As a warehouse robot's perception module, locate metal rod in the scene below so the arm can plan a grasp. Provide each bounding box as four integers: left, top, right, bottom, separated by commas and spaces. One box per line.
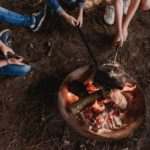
77, 27, 98, 67
114, 46, 119, 62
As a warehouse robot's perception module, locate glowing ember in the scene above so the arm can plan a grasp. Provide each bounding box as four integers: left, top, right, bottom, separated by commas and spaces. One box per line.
65, 91, 79, 104
86, 79, 99, 93
67, 80, 137, 132
67, 92, 73, 97
92, 100, 105, 112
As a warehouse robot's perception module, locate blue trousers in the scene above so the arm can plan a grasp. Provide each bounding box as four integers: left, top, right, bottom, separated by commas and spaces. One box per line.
0, 64, 31, 76
0, 1, 79, 27
0, 7, 34, 27
0, 54, 31, 76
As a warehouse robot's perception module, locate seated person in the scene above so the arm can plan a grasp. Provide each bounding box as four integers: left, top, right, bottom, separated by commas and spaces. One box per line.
0, 29, 31, 76
103, 0, 150, 46
0, 0, 84, 31
47, 0, 84, 27
0, 5, 47, 32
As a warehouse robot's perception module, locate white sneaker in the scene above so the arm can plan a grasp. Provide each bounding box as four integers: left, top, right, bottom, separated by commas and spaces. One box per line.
104, 6, 115, 25
123, 0, 131, 15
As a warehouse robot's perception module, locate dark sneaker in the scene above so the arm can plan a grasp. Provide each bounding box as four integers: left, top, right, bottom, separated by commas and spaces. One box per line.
31, 4, 47, 32
0, 29, 11, 46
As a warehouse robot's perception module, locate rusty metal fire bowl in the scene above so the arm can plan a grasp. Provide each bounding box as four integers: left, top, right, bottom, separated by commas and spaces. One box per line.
58, 65, 145, 141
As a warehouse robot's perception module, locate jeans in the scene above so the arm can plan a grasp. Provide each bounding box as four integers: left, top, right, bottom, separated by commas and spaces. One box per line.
47, 0, 83, 15
0, 7, 34, 27
0, 54, 31, 76
0, 64, 31, 76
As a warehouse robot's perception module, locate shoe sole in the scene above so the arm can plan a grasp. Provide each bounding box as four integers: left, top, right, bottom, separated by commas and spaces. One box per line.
0, 29, 11, 38
32, 5, 47, 32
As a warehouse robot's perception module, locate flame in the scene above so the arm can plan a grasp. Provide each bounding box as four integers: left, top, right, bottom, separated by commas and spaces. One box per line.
86, 79, 99, 93
67, 92, 73, 97
92, 100, 105, 112
64, 87, 79, 104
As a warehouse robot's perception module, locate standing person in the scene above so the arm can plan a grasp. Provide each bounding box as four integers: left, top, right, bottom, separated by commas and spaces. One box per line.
103, 0, 150, 46
0, 29, 31, 76
47, 0, 84, 27
0, 5, 47, 32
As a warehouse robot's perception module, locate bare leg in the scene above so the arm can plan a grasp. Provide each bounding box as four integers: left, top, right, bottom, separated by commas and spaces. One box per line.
105, 0, 114, 5
140, 0, 150, 10
114, 0, 124, 47
122, 0, 141, 41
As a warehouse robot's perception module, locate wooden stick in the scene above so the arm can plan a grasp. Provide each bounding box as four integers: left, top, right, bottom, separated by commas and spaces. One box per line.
69, 90, 104, 115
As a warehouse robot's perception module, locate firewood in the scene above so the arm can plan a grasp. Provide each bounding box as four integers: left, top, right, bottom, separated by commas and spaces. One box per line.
69, 90, 104, 115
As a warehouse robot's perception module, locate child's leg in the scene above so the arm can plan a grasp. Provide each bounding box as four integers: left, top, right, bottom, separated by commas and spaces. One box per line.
0, 64, 31, 76
0, 7, 34, 28
120, 0, 140, 43
114, 0, 124, 46
105, 0, 114, 5
140, 0, 150, 10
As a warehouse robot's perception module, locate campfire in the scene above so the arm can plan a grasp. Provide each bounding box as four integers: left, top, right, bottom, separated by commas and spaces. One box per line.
58, 63, 145, 140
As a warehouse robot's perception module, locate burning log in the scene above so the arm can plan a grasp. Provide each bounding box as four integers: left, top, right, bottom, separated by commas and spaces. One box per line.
69, 90, 104, 115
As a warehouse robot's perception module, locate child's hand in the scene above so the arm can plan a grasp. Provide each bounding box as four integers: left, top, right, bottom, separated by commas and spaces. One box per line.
0, 41, 15, 58
76, 13, 83, 28
65, 15, 77, 26
114, 31, 124, 47
8, 58, 25, 65
1, 48, 15, 58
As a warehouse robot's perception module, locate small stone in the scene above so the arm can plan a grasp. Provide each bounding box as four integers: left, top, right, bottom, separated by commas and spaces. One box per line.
48, 41, 51, 47
80, 144, 84, 148
30, 43, 34, 49
41, 115, 45, 122
90, 140, 96, 146
121, 148, 129, 150
64, 140, 70, 145
86, 140, 89, 144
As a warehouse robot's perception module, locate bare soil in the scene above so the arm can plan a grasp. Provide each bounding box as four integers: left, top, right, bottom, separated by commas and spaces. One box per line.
0, 1, 150, 149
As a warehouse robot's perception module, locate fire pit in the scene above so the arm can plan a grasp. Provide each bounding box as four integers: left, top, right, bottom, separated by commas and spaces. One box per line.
58, 63, 145, 141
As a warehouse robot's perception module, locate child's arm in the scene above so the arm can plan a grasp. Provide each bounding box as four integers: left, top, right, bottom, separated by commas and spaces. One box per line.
49, 0, 77, 26
76, 0, 84, 27
0, 41, 15, 57
122, 0, 141, 40
76, 1, 84, 27
61, 11, 77, 26
0, 41, 5, 50
114, 0, 124, 47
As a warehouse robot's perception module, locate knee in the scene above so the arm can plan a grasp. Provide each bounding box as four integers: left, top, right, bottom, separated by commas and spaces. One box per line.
10, 64, 31, 76
140, 0, 150, 10
19, 65, 31, 76
105, 0, 113, 5
0, 64, 31, 76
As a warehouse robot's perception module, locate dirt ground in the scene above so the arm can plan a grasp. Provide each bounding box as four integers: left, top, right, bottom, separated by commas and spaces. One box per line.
0, 0, 150, 150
